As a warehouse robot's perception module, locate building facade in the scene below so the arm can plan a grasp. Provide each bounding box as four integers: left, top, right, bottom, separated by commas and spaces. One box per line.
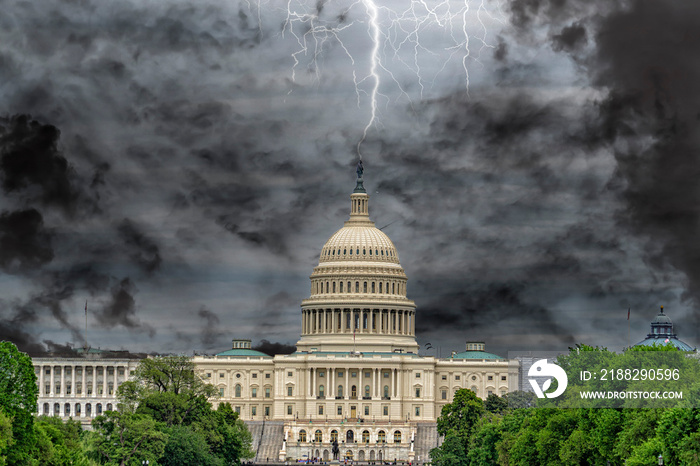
194, 171, 520, 463
33, 349, 142, 425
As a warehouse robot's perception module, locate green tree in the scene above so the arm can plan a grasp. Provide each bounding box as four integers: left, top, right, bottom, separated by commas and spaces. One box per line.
160, 425, 223, 466
33, 416, 93, 465
485, 394, 509, 414
0, 341, 38, 465
134, 355, 217, 397
437, 389, 485, 437
0, 408, 14, 466
90, 411, 167, 466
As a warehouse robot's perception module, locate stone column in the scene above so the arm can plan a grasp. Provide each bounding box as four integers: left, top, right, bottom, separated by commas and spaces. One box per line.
113, 365, 118, 395
359, 370, 363, 399
345, 368, 349, 399
71, 365, 76, 397
81, 365, 86, 396
92, 366, 97, 397
50, 366, 55, 395
39, 365, 44, 397
330, 369, 334, 398
391, 370, 395, 398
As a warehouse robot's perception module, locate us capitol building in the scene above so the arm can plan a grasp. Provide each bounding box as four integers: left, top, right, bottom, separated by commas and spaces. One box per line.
192, 169, 520, 463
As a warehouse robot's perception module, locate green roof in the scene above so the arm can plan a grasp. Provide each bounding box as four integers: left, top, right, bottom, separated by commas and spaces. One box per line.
216, 349, 272, 358
451, 350, 503, 360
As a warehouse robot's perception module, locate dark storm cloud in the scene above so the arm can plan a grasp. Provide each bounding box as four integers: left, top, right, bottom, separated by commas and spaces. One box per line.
551, 23, 587, 53
501, 0, 700, 340
95, 278, 154, 336
197, 306, 227, 348
253, 340, 296, 355
0, 115, 82, 214
0, 209, 54, 273
117, 218, 162, 274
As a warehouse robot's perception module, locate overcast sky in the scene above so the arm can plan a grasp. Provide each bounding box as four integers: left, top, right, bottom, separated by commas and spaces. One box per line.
1, 0, 700, 357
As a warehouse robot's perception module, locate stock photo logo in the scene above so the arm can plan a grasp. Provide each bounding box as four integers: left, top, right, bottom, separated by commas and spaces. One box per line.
528, 359, 568, 399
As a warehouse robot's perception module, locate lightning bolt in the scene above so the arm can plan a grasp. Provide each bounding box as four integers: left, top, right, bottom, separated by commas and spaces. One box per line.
256, 0, 505, 160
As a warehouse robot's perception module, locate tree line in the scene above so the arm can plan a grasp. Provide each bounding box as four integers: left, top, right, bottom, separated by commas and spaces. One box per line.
430, 344, 700, 465
0, 342, 253, 465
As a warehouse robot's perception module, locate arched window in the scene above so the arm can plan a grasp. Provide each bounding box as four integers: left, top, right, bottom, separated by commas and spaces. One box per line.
392, 283, 395, 294
379, 282, 382, 293
299, 430, 307, 442
346, 430, 354, 443
86, 403, 92, 416
377, 430, 386, 443
75, 404, 81, 415
362, 430, 370, 443
331, 430, 338, 442
315, 430, 323, 442
54, 403, 60, 415
356, 282, 359, 292
363, 248, 366, 255
326, 282, 329, 293
97, 403, 102, 415
363, 282, 367, 293
339, 282, 343, 292
364, 385, 370, 398
338, 385, 344, 397
371, 282, 375, 293
64, 403, 70, 415
369, 248, 372, 255
106, 403, 112, 411
319, 385, 325, 398
394, 431, 402, 443
235, 384, 242, 397
333, 282, 336, 293
351, 385, 357, 398
384, 385, 389, 398
43, 403, 49, 415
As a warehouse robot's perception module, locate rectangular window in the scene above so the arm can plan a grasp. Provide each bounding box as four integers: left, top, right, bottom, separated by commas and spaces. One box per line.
235, 406, 241, 414
220, 388, 225, 396
220, 373, 225, 378
364, 371, 370, 378
287, 405, 293, 415
288, 371, 293, 377
415, 388, 421, 398
415, 406, 421, 416
455, 376, 460, 381
383, 372, 389, 378
338, 371, 344, 377
383, 406, 389, 416
265, 406, 270, 416
488, 376, 493, 381
288, 386, 293, 396
337, 406, 343, 415
265, 388, 271, 398
501, 376, 507, 381
351, 372, 357, 378
266, 373, 271, 379
441, 390, 447, 400
252, 406, 257, 416
318, 405, 324, 415
252, 388, 258, 398
206, 373, 212, 378
441, 375, 447, 380
319, 371, 325, 377
415, 372, 421, 378
364, 406, 369, 416
252, 373, 258, 378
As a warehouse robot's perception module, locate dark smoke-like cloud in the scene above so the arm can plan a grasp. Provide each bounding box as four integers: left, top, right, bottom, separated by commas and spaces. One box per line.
253, 339, 296, 355
95, 278, 154, 336
198, 306, 227, 348
0, 209, 54, 273
117, 218, 162, 274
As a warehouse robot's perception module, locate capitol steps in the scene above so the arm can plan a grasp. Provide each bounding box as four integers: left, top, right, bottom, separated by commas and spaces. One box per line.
414, 422, 440, 463
246, 420, 285, 463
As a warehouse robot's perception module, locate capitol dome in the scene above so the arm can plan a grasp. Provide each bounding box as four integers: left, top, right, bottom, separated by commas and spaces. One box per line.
296, 169, 418, 354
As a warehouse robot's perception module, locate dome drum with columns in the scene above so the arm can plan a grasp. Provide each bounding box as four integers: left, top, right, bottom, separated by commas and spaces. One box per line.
297, 174, 418, 354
